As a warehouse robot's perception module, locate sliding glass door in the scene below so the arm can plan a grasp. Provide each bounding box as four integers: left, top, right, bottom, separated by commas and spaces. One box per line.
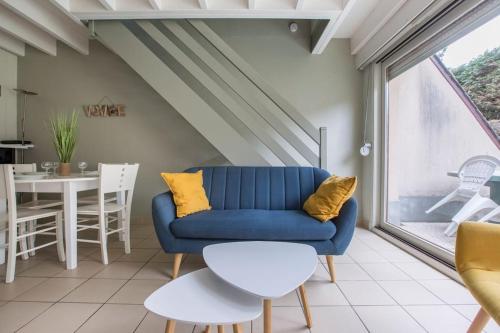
380, 14, 500, 263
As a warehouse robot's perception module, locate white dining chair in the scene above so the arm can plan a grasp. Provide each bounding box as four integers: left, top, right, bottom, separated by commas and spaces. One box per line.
425, 155, 499, 236
13, 164, 63, 257
0, 165, 65, 283
76, 163, 139, 264
78, 194, 117, 205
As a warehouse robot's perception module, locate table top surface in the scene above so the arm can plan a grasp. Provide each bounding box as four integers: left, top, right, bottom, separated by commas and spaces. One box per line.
203, 241, 317, 299
14, 173, 99, 183
144, 268, 262, 325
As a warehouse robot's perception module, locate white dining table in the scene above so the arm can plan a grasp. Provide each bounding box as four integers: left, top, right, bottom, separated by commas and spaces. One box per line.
0, 174, 99, 269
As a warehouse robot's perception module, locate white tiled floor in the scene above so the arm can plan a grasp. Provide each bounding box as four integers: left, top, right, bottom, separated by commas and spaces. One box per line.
0, 224, 498, 333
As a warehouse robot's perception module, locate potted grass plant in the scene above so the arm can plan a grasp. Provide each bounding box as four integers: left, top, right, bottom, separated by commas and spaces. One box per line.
49, 111, 78, 176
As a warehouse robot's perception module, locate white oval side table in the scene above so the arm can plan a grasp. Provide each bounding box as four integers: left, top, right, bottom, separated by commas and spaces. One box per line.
144, 268, 262, 333
203, 241, 318, 333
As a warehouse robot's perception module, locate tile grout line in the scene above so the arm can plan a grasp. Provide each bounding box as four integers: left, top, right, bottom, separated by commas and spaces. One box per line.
354, 239, 456, 332
321, 261, 371, 333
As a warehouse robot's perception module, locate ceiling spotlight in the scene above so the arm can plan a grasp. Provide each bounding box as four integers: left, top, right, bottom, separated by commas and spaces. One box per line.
289, 22, 298, 33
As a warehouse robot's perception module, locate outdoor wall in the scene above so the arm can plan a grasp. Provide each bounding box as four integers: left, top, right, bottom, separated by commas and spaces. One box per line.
18, 20, 363, 219
17, 41, 225, 217
0, 48, 17, 140
388, 58, 500, 222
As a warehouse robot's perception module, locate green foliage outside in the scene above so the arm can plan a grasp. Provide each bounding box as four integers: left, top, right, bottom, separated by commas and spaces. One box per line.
450, 47, 500, 122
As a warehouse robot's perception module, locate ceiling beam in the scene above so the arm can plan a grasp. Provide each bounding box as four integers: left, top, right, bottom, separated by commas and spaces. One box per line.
0, 4, 57, 56
0, 0, 88, 55
296, 0, 304, 10
48, 0, 85, 25
0, 29, 25, 56
351, 0, 407, 55
72, 10, 339, 20
311, 0, 359, 54
148, 0, 162, 10
198, 0, 208, 9
98, 0, 116, 10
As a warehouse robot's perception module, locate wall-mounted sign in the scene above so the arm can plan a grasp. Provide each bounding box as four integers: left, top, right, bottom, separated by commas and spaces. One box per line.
83, 96, 126, 117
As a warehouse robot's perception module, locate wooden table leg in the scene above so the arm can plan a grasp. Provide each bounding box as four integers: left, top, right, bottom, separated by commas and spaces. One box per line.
298, 285, 312, 328
217, 325, 224, 333
264, 299, 272, 333
232, 324, 242, 333
63, 182, 78, 269
204, 325, 211, 333
165, 320, 175, 333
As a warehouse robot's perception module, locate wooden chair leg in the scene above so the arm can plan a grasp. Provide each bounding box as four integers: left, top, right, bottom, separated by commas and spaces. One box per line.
325, 255, 336, 282
172, 253, 183, 279
5, 219, 18, 283
467, 307, 490, 333
99, 213, 109, 265
264, 299, 272, 333
55, 213, 65, 262
19, 222, 29, 260
204, 325, 211, 333
165, 319, 175, 333
298, 284, 312, 328
217, 325, 224, 333
28, 220, 36, 256
232, 324, 242, 333
124, 208, 131, 254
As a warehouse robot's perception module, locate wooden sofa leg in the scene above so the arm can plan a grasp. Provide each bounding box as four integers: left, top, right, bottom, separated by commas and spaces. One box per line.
325, 255, 335, 283
172, 253, 183, 279
468, 307, 490, 333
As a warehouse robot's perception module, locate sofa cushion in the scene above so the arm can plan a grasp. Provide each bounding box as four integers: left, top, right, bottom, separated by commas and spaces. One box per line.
170, 209, 336, 241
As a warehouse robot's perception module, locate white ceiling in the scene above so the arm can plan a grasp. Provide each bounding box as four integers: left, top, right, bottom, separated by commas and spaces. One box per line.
0, 0, 408, 57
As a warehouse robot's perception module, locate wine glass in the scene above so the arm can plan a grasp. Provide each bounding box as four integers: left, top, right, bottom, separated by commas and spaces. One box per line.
52, 162, 59, 175
41, 162, 51, 175
78, 162, 88, 175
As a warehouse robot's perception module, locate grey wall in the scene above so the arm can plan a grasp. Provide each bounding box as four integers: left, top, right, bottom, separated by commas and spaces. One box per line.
17, 40, 225, 217
0, 48, 17, 140
206, 20, 363, 208
18, 20, 363, 219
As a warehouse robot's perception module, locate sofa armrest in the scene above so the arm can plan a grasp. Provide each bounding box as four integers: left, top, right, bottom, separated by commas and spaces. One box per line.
152, 191, 178, 252
330, 197, 358, 254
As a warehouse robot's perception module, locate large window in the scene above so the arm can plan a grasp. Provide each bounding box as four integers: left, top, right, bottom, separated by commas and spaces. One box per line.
381, 14, 500, 262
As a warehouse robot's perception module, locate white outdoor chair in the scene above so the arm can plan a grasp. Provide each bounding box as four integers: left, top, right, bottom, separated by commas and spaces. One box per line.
425, 155, 499, 236
479, 206, 500, 222
76, 163, 139, 264
0, 165, 65, 283
13, 164, 63, 257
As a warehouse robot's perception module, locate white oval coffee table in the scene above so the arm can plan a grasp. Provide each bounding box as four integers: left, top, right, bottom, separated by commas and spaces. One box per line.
144, 268, 262, 333
203, 241, 317, 333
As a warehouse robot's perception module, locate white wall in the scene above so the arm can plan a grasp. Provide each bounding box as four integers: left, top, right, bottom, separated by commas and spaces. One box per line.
18, 20, 364, 219
207, 20, 363, 200
0, 48, 17, 140
18, 41, 225, 217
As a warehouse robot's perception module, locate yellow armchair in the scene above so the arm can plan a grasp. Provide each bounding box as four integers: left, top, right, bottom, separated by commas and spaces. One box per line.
456, 222, 500, 333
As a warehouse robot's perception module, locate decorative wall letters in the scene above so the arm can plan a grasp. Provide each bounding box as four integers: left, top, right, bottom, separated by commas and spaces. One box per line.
83, 96, 126, 117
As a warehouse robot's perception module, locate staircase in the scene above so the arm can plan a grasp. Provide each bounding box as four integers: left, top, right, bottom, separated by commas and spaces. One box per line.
95, 20, 326, 168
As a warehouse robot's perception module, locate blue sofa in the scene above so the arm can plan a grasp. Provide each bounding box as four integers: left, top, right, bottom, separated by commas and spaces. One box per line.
152, 166, 358, 281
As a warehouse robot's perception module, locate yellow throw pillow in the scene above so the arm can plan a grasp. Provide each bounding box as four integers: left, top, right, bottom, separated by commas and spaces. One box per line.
161, 170, 211, 218
303, 175, 357, 222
